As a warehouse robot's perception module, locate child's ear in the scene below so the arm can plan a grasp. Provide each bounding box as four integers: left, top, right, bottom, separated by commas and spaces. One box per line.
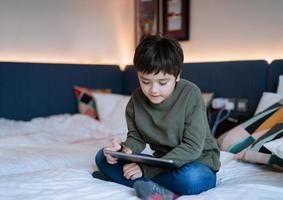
176, 74, 181, 82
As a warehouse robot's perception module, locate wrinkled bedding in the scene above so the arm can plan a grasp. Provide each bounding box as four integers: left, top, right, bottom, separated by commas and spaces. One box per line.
0, 114, 282, 200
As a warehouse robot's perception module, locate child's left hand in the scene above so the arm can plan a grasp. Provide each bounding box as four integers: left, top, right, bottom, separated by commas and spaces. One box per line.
123, 163, 143, 180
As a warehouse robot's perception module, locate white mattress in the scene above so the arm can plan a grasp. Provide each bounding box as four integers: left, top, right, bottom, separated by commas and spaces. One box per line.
0, 114, 282, 200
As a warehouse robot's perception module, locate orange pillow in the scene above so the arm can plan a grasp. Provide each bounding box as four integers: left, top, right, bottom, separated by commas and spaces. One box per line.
74, 86, 111, 120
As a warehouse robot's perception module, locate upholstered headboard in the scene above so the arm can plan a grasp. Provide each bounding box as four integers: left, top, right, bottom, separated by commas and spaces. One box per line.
0, 62, 122, 120
181, 60, 268, 116
268, 60, 283, 92
1, 60, 279, 121
123, 60, 269, 117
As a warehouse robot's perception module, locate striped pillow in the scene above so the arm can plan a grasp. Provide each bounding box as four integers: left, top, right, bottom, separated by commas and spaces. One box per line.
235, 123, 283, 170
218, 100, 283, 169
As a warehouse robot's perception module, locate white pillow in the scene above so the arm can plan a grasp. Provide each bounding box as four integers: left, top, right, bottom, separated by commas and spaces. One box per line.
92, 92, 212, 130
202, 93, 214, 108
254, 92, 283, 115
92, 93, 130, 132
277, 75, 283, 96
92, 91, 212, 128
263, 138, 283, 159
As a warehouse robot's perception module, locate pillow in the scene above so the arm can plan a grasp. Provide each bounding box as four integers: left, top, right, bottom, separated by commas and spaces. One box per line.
264, 137, 283, 159
74, 86, 111, 120
218, 100, 283, 154
92, 93, 130, 131
254, 92, 283, 115
202, 93, 214, 108
235, 123, 283, 170
277, 75, 283, 96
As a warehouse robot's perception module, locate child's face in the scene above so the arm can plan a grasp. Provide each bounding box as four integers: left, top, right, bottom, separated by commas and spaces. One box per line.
137, 71, 180, 104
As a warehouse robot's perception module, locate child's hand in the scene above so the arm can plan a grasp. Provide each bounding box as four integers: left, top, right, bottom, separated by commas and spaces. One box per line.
122, 146, 132, 154
104, 138, 121, 164
123, 163, 143, 180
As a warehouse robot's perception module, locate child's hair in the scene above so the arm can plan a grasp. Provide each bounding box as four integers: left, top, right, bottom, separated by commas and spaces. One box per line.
133, 34, 184, 78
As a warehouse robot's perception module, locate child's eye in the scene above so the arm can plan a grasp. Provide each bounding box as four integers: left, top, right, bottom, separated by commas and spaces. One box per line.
159, 82, 168, 86
142, 81, 150, 85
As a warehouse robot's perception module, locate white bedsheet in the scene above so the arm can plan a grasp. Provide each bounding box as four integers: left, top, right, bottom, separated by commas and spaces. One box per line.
0, 114, 283, 199
0, 114, 127, 176
0, 169, 139, 200
0, 152, 282, 200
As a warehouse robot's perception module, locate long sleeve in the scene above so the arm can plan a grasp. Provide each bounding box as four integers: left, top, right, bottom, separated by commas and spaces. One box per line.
120, 98, 146, 153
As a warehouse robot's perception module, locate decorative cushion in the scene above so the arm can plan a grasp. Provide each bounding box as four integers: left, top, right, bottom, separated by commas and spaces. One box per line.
74, 86, 111, 120
254, 92, 283, 115
218, 100, 283, 170
218, 100, 283, 154
235, 123, 283, 170
264, 137, 283, 159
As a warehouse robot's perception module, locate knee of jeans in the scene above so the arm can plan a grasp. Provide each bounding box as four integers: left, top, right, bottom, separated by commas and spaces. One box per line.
185, 176, 216, 195
176, 164, 216, 195
176, 175, 205, 195
95, 148, 105, 167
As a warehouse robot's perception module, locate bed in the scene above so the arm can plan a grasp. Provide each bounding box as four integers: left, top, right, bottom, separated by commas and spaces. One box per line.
0, 61, 283, 200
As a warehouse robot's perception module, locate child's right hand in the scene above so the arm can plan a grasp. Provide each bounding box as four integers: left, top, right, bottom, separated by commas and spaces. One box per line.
104, 138, 121, 164
104, 138, 132, 164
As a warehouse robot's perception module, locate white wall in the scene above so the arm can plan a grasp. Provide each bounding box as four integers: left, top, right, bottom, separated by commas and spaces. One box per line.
0, 0, 282, 69
0, 0, 134, 68
183, 0, 283, 63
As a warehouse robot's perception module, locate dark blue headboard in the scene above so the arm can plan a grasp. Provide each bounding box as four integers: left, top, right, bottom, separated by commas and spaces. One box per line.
122, 67, 139, 95
0, 62, 122, 121
124, 60, 269, 117
182, 60, 268, 116
0, 60, 275, 121
268, 60, 283, 92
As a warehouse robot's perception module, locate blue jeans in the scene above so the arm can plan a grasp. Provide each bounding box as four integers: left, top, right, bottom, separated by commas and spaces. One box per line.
95, 148, 217, 195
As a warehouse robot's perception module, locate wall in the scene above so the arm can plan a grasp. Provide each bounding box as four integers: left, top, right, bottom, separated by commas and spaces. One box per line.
183, 0, 283, 63
0, 0, 134, 68
0, 0, 282, 69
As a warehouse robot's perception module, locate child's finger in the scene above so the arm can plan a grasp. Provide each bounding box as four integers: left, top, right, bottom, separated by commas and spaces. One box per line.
111, 138, 121, 151
123, 164, 142, 179
123, 167, 135, 179
105, 154, 118, 164
123, 147, 132, 154
123, 163, 135, 171
130, 171, 142, 180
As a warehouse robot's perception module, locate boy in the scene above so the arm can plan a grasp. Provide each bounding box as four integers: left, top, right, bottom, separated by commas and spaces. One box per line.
93, 35, 220, 200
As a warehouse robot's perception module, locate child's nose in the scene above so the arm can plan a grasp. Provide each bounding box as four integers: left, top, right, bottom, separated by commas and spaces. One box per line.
150, 84, 158, 93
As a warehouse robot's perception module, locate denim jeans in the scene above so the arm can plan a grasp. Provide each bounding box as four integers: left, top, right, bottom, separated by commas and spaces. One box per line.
95, 148, 217, 195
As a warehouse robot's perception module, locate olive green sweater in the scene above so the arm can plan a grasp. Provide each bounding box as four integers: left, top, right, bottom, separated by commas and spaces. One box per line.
121, 79, 220, 179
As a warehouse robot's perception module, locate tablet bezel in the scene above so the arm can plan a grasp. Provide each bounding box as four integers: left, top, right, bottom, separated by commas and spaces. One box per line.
104, 149, 177, 168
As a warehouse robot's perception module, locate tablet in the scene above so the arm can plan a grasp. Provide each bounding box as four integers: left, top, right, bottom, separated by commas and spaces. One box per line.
104, 149, 177, 168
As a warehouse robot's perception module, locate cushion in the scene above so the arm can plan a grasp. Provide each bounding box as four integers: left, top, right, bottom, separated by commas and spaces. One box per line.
235, 123, 283, 170
202, 93, 214, 108
74, 86, 111, 120
218, 100, 283, 154
218, 100, 283, 170
92, 93, 130, 131
264, 137, 283, 159
277, 75, 283, 96
254, 92, 283, 115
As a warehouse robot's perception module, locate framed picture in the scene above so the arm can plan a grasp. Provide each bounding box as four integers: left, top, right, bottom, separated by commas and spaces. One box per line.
135, 0, 160, 45
161, 0, 189, 41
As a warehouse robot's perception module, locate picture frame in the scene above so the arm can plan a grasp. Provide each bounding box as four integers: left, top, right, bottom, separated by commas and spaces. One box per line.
161, 0, 189, 41
135, 0, 160, 45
